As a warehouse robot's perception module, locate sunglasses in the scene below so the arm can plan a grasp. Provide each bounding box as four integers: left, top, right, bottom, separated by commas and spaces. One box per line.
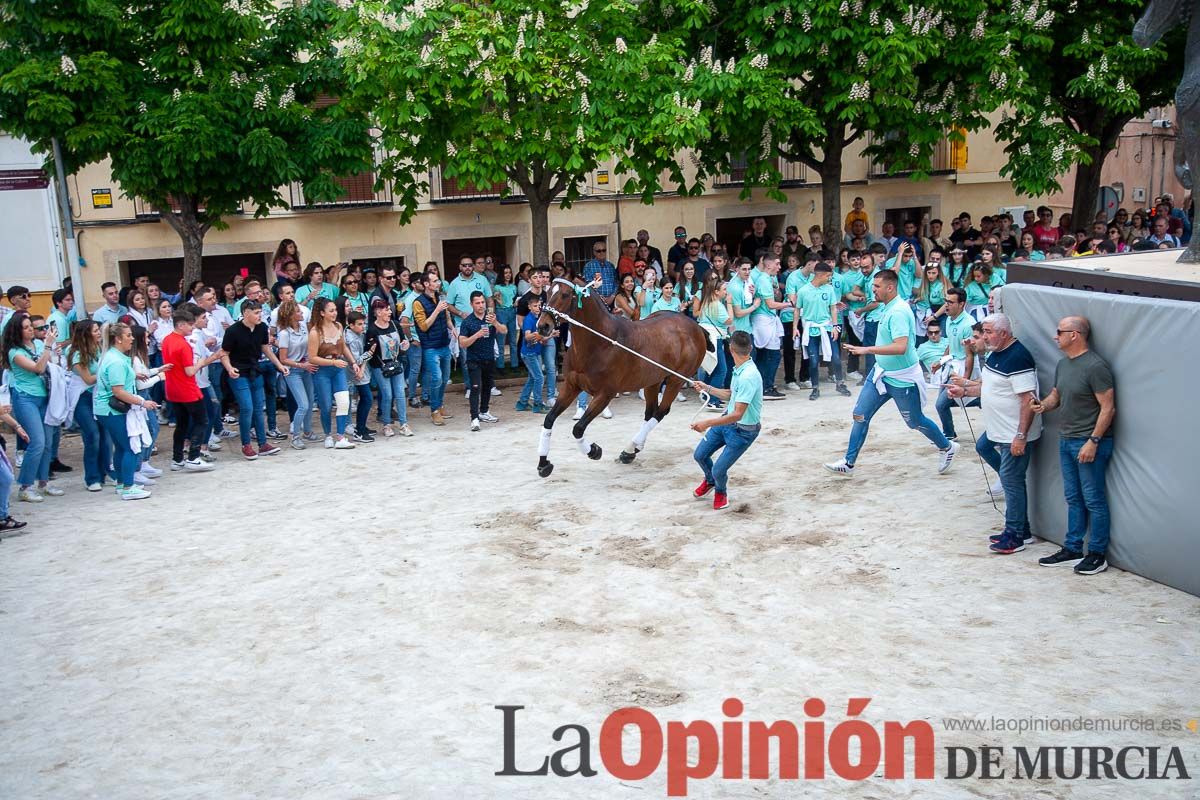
675, 233, 686, 238
1055, 329, 1079, 336
594, 249, 606, 254
344, 279, 359, 285
32, 325, 47, 331
382, 275, 397, 280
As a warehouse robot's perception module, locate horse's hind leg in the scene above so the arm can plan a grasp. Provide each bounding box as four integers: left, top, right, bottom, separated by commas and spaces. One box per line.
618, 381, 668, 464
538, 382, 583, 477
570, 391, 612, 461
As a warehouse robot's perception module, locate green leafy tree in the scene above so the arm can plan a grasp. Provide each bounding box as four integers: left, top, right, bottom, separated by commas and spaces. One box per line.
994, 0, 1183, 228
0, 0, 374, 289
338, 0, 719, 267
694, 0, 1030, 240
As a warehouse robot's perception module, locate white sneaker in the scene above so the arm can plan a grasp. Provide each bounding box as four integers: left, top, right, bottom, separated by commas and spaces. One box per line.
121, 485, 152, 501
18, 488, 43, 503
334, 437, 355, 449
218, 429, 237, 439
490, 387, 502, 396
638, 389, 645, 400
471, 418, 481, 431
785, 382, 801, 390
383, 425, 395, 438
324, 436, 335, 449
15, 453, 24, 468
601, 406, 613, 419
822, 459, 855, 478
184, 458, 214, 472
41, 485, 65, 497
170, 460, 185, 471
222, 413, 236, 424
479, 412, 498, 423
572, 407, 584, 421
677, 392, 688, 402
86, 482, 103, 492
139, 463, 163, 478
208, 435, 223, 451
547, 395, 558, 406
133, 473, 156, 487
937, 441, 960, 475
397, 424, 414, 437
846, 371, 862, 381
465, 388, 471, 398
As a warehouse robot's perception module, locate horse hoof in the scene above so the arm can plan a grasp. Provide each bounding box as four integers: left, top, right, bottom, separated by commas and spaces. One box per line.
617, 450, 636, 464
537, 462, 554, 478
588, 444, 603, 461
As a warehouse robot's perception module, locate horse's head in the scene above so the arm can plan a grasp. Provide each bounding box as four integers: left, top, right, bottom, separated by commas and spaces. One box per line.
537, 278, 578, 337
1133, 0, 1183, 47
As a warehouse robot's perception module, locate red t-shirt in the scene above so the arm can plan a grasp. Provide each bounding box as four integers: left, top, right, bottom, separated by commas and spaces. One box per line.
1031, 224, 1059, 251
161, 331, 202, 403
618, 256, 636, 278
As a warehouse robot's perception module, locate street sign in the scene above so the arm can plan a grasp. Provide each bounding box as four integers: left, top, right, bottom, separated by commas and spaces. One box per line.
0, 169, 49, 191
92, 188, 113, 208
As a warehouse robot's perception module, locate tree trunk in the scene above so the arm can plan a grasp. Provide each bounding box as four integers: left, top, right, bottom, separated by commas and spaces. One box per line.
816, 132, 846, 243
528, 193, 551, 268
1070, 117, 1126, 232
157, 196, 209, 293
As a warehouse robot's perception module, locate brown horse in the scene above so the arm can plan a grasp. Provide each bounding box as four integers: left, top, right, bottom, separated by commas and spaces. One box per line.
534, 278, 709, 477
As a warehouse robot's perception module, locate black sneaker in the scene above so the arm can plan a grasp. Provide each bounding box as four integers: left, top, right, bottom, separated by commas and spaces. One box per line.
809, 389, 820, 401
363, 427, 378, 436
763, 388, 786, 400
49, 459, 73, 473
990, 530, 1034, 544
352, 431, 375, 443
836, 384, 852, 397
1074, 552, 1108, 575
1038, 547, 1084, 567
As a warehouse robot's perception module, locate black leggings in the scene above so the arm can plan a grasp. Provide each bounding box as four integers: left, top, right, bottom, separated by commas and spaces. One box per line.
173, 399, 210, 462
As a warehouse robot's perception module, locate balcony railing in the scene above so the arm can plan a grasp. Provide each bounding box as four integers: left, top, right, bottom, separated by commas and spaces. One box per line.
866, 133, 954, 178
713, 156, 807, 188
428, 166, 524, 203
133, 196, 214, 218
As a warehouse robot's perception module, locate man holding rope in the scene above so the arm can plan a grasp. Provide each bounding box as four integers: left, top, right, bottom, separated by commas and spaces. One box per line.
691, 331, 762, 511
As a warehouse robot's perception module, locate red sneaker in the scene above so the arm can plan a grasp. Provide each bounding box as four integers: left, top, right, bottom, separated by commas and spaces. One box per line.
258, 443, 281, 456
713, 492, 729, 511
693, 479, 713, 498
241, 444, 258, 460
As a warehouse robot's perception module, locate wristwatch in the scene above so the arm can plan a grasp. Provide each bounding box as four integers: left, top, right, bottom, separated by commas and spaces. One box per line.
1014, 432, 1026, 440
1087, 436, 1101, 444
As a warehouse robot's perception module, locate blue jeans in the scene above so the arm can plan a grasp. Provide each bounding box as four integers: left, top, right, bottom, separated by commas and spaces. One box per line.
862, 320, 879, 377
229, 373, 267, 447
312, 364, 349, 436
520, 354, 544, 405
201, 385, 221, 439
74, 390, 110, 486
976, 432, 1033, 538
137, 389, 160, 461
806, 336, 843, 388
371, 367, 408, 425
406, 341, 428, 403
753, 346, 781, 391
283, 370, 314, 436
495, 306, 518, 369
1060, 436, 1113, 554
694, 423, 760, 494
99, 412, 138, 487
699, 340, 728, 394
353, 383, 372, 431
422, 346, 451, 412
0, 452, 12, 517
11, 389, 54, 486
542, 337, 558, 401
207, 363, 225, 429
845, 379, 949, 466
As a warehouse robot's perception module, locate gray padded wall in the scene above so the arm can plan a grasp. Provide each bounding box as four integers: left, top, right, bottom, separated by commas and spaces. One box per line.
998, 284, 1200, 597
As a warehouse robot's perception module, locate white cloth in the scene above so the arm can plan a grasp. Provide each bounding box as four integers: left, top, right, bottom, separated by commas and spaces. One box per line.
751, 313, 783, 349
869, 362, 930, 408
43, 362, 79, 426
848, 310, 866, 341
187, 331, 211, 389
126, 404, 153, 452
800, 323, 833, 362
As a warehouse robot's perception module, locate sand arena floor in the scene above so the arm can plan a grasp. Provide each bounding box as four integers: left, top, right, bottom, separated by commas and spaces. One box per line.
2, 388, 1197, 799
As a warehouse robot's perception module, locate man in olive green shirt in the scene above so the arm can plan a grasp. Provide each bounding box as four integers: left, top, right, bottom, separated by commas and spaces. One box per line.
691, 331, 763, 511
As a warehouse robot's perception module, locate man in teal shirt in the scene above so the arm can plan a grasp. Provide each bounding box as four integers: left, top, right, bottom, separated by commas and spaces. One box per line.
691, 331, 762, 511
824, 268, 958, 477
935, 287, 974, 439
726, 258, 759, 335
794, 265, 851, 399
885, 241, 920, 305
47, 288, 75, 344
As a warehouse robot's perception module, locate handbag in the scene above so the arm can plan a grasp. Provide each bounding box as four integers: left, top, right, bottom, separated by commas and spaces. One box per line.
379, 322, 404, 377
109, 396, 131, 414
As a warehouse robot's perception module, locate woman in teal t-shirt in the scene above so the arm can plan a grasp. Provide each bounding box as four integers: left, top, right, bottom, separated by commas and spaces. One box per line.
94, 322, 159, 499
650, 281, 683, 314
696, 278, 733, 399
1, 312, 58, 500
492, 265, 520, 370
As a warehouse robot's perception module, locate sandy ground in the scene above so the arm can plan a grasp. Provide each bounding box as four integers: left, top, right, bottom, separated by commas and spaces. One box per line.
1, 385, 1197, 800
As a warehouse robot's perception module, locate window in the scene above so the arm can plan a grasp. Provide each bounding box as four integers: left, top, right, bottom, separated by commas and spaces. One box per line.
564, 236, 607, 276
351, 255, 406, 274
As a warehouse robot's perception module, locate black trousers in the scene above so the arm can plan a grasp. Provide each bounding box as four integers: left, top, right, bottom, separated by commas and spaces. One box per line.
173, 399, 210, 462
467, 361, 495, 419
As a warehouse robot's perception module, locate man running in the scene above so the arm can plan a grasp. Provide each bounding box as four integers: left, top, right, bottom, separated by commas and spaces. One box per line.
691, 331, 762, 511
823, 269, 959, 477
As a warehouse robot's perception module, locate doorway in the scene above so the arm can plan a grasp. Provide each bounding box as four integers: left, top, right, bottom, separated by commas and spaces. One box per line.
123, 252, 271, 297
713, 214, 786, 259
441, 237, 514, 274
883, 206, 932, 231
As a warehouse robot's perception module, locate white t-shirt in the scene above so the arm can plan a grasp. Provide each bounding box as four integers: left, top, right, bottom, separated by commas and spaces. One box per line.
187, 331, 211, 389
980, 339, 1042, 445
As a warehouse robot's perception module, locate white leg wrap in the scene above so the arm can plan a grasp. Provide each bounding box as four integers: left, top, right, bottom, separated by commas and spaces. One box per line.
334, 390, 350, 416
538, 428, 553, 457
575, 435, 592, 454
632, 418, 659, 450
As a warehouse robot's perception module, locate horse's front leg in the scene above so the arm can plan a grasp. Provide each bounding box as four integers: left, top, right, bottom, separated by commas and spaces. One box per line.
538, 382, 583, 477
571, 391, 613, 461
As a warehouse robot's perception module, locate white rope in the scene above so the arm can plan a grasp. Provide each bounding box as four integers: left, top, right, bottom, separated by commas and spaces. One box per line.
544, 291, 712, 415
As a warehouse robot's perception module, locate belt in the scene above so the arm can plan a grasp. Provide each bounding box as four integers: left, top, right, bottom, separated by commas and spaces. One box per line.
735, 422, 761, 432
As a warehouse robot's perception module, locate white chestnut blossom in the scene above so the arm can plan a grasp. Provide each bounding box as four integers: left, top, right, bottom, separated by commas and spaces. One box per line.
138, 101, 148, 114
174, 87, 183, 101
253, 86, 268, 109
60, 55, 77, 76
193, 62, 203, 79
909, 142, 920, 157
576, 124, 584, 143
840, 0, 849, 14
1033, 10, 1054, 29
750, 53, 768, 69
869, 9, 879, 25
883, 18, 894, 34
683, 62, 695, 82
801, 11, 812, 31
615, 37, 627, 53
857, 51, 868, 69
535, 10, 545, 29
580, 92, 590, 113
278, 86, 295, 107
446, 142, 457, 156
